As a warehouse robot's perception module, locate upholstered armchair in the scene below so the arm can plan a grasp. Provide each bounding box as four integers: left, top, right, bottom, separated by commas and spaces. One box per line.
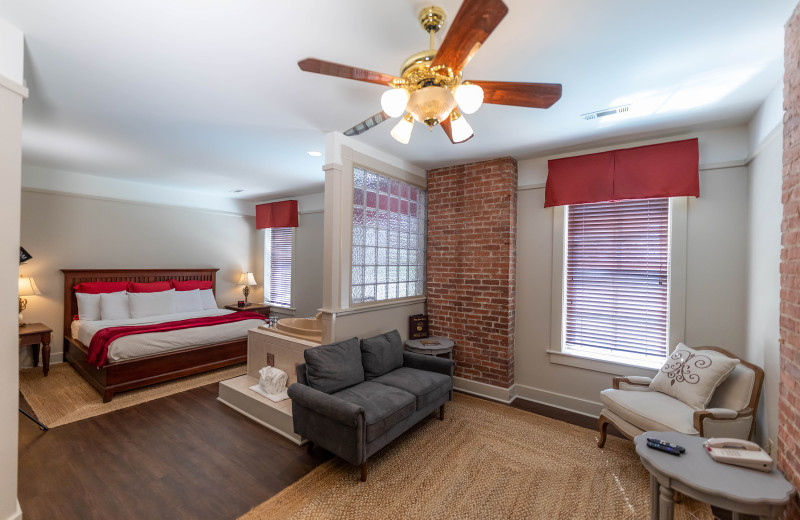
597, 346, 764, 448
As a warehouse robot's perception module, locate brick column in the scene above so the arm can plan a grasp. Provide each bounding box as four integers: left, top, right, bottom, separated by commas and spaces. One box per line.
780, 3, 800, 518
426, 157, 517, 388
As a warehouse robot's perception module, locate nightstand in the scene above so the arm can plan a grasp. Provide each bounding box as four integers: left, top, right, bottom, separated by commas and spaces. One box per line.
19, 323, 52, 376
224, 303, 271, 317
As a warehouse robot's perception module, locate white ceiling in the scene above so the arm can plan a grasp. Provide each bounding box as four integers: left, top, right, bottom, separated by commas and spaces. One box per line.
0, 0, 795, 202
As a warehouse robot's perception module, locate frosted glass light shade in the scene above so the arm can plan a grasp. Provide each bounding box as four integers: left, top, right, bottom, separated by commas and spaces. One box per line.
239, 272, 257, 286
18, 276, 41, 296
450, 112, 474, 143
406, 86, 457, 126
454, 83, 484, 114
380, 88, 410, 118
391, 115, 414, 144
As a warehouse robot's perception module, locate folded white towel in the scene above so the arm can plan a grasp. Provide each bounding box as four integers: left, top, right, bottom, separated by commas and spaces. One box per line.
258, 366, 288, 395
249, 384, 289, 403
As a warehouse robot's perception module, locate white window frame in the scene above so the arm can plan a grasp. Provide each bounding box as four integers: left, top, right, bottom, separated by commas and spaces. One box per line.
547, 197, 687, 375
263, 227, 295, 310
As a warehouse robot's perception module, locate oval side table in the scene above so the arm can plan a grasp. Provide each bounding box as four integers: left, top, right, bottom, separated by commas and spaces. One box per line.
404, 336, 454, 360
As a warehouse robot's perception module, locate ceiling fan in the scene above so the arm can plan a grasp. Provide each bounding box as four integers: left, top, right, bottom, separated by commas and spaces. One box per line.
297, 0, 562, 144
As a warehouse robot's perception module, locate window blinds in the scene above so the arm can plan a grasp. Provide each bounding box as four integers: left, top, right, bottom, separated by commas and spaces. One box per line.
564, 198, 669, 360
265, 227, 292, 307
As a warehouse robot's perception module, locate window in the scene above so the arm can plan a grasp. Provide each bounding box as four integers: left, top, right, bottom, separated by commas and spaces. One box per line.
351, 166, 426, 304
264, 227, 292, 307
562, 198, 670, 366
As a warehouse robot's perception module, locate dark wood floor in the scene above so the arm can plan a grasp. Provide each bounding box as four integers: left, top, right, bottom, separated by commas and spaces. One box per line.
20, 385, 743, 520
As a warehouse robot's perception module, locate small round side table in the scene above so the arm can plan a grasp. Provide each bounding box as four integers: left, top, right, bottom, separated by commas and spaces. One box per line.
404, 336, 454, 359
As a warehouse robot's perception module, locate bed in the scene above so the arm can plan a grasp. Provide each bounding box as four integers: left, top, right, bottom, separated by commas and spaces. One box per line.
61, 268, 263, 402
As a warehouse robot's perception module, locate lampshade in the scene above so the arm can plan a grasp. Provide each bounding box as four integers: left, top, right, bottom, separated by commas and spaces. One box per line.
454, 83, 484, 114
18, 276, 41, 297
391, 114, 415, 144
449, 111, 474, 143
380, 88, 410, 118
406, 86, 457, 127
239, 272, 257, 286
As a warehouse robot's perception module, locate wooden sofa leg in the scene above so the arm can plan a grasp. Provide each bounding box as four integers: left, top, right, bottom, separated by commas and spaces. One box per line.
360, 461, 368, 482
597, 415, 609, 448
439, 404, 445, 421
306, 441, 314, 455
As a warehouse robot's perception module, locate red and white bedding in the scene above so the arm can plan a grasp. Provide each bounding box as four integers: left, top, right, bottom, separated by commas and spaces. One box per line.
71, 309, 265, 365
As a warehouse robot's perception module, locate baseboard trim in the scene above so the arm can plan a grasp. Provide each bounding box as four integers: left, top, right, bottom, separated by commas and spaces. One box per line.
453, 377, 516, 403
6, 500, 22, 520
514, 383, 603, 418
216, 397, 306, 446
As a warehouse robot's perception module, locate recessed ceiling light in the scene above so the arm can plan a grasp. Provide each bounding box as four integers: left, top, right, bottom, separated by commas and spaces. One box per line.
307, 151, 323, 157
229, 189, 244, 193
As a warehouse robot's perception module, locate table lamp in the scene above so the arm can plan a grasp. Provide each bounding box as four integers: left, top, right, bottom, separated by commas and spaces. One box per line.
18, 275, 41, 327
239, 272, 257, 305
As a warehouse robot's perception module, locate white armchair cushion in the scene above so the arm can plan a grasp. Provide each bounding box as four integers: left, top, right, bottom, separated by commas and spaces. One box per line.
600, 388, 699, 435
649, 343, 739, 410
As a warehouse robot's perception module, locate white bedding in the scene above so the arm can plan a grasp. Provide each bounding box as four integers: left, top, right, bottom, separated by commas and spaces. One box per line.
71, 309, 264, 363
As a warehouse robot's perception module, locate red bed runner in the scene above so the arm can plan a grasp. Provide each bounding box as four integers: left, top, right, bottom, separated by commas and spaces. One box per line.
87, 311, 266, 367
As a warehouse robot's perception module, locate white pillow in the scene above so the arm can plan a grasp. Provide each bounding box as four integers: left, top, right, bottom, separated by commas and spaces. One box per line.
76, 291, 127, 321
198, 289, 218, 310
100, 292, 131, 320
174, 289, 203, 313
128, 289, 177, 318
649, 343, 740, 410
76, 292, 102, 321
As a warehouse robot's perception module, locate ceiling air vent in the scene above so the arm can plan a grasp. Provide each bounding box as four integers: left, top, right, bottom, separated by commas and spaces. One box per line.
581, 105, 630, 121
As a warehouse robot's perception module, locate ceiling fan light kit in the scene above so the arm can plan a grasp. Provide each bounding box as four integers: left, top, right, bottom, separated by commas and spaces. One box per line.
298, 0, 562, 145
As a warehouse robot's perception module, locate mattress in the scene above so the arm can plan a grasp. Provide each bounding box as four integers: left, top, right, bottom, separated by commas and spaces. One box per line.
71, 309, 264, 363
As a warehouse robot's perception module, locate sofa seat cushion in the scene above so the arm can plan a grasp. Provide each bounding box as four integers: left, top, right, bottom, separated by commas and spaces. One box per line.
332, 381, 416, 442
372, 367, 452, 410
600, 388, 699, 435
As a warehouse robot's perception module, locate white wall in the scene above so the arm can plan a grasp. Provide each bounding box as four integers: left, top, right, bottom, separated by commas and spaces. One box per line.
746, 81, 784, 450
18, 189, 257, 367
514, 126, 751, 416
0, 16, 24, 520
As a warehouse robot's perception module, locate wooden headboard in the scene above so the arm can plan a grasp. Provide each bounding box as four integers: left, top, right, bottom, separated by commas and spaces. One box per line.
60, 268, 219, 337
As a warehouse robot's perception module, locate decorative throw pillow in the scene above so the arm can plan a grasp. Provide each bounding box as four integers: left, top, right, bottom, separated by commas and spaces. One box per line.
649, 343, 739, 410
100, 291, 131, 320
360, 330, 404, 379
171, 279, 213, 291
129, 281, 172, 293
73, 281, 129, 294
304, 337, 364, 394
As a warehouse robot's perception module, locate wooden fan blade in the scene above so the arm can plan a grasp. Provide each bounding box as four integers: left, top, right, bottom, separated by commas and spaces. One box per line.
344, 112, 392, 137
439, 113, 474, 144
431, 0, 508, 73
298, 58, 399, 87
467, 80, 562, 108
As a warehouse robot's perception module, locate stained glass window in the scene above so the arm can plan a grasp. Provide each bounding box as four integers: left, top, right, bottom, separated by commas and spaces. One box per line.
351, 166, 426, 304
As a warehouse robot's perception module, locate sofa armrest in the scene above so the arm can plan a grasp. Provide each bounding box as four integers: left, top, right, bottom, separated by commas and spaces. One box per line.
402, 351, 454, 377
612, 376, 653, 391
287, 383, 364, 428
693, 407, 754, 439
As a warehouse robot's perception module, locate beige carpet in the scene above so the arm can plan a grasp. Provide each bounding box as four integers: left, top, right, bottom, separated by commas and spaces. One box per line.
241, 393, 713, 520
19, 362, 246, 428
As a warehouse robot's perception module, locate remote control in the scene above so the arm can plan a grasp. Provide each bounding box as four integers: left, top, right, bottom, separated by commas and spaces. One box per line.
647, 441, 682, 456
646, 438, 685, 453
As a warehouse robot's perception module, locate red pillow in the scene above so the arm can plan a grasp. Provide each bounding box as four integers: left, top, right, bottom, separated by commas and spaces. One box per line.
73, 281, 129, 294
129, 281, 172, 293
170, 279, 213, 291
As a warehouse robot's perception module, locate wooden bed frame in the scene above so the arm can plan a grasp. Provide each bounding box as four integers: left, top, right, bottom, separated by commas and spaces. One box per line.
61, 269, 248, 402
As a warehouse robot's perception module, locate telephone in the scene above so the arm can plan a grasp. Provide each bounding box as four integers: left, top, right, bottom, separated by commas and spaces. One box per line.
703, 437, 773, 472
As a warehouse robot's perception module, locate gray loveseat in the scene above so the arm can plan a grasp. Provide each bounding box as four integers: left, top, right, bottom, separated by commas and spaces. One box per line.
287, 329, 454, 481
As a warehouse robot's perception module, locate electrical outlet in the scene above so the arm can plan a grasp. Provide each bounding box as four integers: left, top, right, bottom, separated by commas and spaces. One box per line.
267, 353, 275, 366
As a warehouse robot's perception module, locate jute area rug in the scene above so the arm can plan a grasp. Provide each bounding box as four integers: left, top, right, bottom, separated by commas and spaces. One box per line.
241, 393, 713, 520
19, 362, 245, 428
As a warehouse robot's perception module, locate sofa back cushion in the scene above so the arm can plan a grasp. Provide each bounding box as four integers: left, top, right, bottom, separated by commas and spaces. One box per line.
304, 337, 364, 394
360, 330, 404, 379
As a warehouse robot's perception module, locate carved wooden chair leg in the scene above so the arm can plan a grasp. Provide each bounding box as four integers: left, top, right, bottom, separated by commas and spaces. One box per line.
360, 461, 368, 482
673, 490, 682, 504
439, 404, 445, 420
597, 415, 610, 448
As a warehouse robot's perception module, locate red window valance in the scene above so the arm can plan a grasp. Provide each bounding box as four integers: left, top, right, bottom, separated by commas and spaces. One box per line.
256, 200, 298, 229
544, 138, 699, 208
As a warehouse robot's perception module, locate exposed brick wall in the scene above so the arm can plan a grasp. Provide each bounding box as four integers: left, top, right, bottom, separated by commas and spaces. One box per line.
780, 4, 800, 518
426, 157, 517, 388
